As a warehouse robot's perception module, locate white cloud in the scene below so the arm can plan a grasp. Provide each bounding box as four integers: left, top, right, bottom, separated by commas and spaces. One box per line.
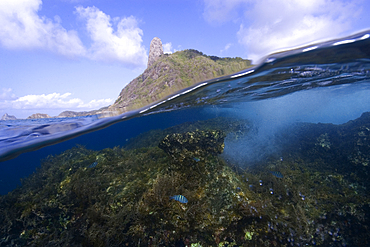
203, 0, 363, 62
239, 0, 362, 62
0, 92, 112, 110
0, 1, 147, 67
163, 42, 173, 54
13, 93, 80, 109
82, 98, 113, 109
0, 0, 86, 57
203, 0, 247, 24
75, 6, 147, 67
220, 43, 232, 53
0, 88, 16, 100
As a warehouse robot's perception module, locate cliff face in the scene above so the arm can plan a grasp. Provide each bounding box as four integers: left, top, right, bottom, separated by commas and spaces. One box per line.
110, 49, 252, 113
17, 38, 252, 118
147, 37, 163, 68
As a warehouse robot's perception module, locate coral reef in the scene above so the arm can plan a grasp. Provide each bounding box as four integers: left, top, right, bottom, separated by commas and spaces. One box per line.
1, 115, 370, 246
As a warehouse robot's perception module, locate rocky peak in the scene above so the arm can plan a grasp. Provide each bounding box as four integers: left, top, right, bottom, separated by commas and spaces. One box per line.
147, 37, 163, 68
1, 113, 17, 120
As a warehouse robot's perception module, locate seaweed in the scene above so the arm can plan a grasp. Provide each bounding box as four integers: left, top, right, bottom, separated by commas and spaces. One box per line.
1, 116, 370, 246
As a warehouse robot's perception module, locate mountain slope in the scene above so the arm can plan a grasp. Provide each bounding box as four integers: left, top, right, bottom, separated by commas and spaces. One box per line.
109, 49, 252, 113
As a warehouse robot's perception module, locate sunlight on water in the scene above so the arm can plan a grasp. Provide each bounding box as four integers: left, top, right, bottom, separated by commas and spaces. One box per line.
220, 82, 370, 166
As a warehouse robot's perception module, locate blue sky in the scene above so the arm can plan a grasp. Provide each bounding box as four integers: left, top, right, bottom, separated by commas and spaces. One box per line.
1, 0, 369, 119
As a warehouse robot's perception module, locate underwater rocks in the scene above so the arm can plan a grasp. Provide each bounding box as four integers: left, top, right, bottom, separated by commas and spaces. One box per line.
124, 117, 250, 150
3, 115, 370, 246
158, 129, 226, 163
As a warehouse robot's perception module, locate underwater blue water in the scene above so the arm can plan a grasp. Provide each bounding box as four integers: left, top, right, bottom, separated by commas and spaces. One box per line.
1, 30, 370, 196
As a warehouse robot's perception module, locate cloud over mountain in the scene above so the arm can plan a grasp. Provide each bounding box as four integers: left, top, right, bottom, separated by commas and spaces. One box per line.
75, 6, 147, 67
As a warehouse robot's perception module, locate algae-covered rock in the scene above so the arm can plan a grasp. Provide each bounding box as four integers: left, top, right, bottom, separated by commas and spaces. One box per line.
2, 115, 370, 246
125, 117, 250, 150
158, 129, 225, 163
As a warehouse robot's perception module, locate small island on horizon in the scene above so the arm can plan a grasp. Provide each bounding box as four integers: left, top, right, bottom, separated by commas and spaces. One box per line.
1, 37, 252, 121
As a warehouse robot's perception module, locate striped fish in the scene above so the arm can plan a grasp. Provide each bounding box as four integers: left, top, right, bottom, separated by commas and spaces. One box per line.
170, 195, 188, 203
270, 171, 283, 178
88, 161, 98, 168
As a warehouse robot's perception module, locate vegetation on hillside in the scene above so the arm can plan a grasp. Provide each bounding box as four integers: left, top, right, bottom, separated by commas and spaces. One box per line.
110, 49, 252, 112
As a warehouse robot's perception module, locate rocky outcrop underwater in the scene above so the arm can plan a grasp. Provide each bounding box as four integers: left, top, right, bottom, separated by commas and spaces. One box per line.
1, 114, 370, 246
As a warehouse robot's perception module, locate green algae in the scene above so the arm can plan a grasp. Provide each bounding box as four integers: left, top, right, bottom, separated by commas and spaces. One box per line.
1, 115, 370, 246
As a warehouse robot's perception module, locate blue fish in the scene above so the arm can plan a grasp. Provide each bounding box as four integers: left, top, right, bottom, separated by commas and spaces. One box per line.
170, 195, 188, 203
88, 161, 98, 168
270, 171, 284, 178
193, 157, 200, 162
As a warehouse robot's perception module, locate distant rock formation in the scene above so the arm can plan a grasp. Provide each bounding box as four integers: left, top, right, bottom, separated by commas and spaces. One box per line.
58, 111, 86, 118
27, 113, 51, 119
1, 113, 17, 120
147, 37, 164, 68
58, 106, 110, 118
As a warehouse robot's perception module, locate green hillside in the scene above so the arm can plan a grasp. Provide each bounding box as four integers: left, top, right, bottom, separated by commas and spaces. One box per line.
110, 49, 252, 113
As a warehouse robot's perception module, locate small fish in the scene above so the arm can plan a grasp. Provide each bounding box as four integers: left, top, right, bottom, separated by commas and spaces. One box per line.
88, 161, 98, 168
270, 171, 284, 178
170, 195, 188, 203
193, 157, 200, 162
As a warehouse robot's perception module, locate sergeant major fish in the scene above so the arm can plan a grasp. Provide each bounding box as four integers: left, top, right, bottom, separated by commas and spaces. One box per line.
170, 195, 188, 203
88, 161, 98, 168
270, 171, 283, 178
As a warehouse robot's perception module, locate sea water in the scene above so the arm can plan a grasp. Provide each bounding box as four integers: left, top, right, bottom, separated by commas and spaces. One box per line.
1, 31, 370, 246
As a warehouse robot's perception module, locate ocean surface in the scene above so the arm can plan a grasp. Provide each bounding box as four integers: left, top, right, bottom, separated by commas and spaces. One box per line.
1, 30, 370, 246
